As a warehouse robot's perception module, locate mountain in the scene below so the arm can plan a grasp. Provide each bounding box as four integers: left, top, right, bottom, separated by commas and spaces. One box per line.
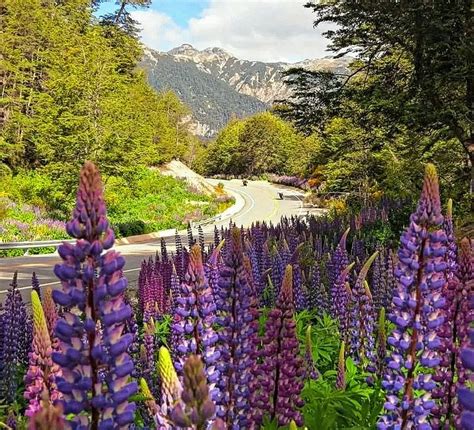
141, 44, 351, 137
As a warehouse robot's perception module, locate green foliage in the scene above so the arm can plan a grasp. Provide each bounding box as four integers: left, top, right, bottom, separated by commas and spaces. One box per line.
302, 358, 383, 430
1, 0, 204, 233
296, 312, 341, 374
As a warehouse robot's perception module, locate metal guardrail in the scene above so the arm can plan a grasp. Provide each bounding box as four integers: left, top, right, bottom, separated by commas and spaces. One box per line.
0, 239, 75, 251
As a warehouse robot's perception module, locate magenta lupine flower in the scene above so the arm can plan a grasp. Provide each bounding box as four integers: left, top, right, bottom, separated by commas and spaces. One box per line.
378, 164, 447, 430
329, 227, 350, 289
52, 162, 136, 429
458, 325, 474, 429
349, 251, 378, 370
24, 291, 62, 417
254, 265, 305, 427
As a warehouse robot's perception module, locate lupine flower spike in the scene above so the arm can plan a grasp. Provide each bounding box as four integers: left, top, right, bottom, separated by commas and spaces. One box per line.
254, 265, 305, 426
378, 164, 447, 430
52, 162, 136, 429
24, 290, 61, 417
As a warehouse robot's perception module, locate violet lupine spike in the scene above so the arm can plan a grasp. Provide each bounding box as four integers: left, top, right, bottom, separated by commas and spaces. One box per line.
307, 262, 328, 315
329, 227, 350, 289
0, 272, 32, 403
171, 244, 220, 401
349, 251, 378, 369
42, 287, 58, 341
32, 272, 41, 300
331, 263, 355, 344
169, 354, 216, 430
336, 341, 346, 390
52, 162, 136, 429
254, 265, 304, 427
376, 307, 387, 375
459, 326, 474, 429
214, 227, 260, 428
378, 164, 447, 430
24, 291, 62, 417
456, 238, 474, 428
456, 238, 474, 387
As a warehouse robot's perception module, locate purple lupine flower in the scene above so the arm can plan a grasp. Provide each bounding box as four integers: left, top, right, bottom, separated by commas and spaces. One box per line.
456, 237, 474, 428
331, 263, 354, 344
307, 262, 328, 315
0, 272, 32, 403
171, 244, 220, 401
371, 248, 385, 313
214, 227, 259, 428
329, 227, 350, 289
52, 162, 136, 429
24, 291, 62, 417
431, 199, 462, 428
253, 265, 304, 427
459, 325, 474, 429
349, 251, 378, 369
376, 308, 387, 375
378, 164, 447, 430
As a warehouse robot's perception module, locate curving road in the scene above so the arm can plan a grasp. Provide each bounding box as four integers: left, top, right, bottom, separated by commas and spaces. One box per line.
0, 179, 324, 296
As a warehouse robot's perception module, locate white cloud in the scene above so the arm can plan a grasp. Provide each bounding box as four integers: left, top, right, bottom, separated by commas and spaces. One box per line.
131, 0, 332, 63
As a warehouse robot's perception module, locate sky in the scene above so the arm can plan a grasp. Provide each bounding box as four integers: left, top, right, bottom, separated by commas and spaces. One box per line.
97, 0, 332, 63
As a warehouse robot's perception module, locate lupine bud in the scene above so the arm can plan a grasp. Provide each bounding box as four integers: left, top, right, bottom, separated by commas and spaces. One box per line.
336, 342, 346, 390
24, 291, 62, 417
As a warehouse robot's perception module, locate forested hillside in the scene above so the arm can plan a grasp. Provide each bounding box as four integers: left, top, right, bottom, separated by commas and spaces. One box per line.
197, 1, 473, 220
0, 0, 223, 242
142, 49, 267, 137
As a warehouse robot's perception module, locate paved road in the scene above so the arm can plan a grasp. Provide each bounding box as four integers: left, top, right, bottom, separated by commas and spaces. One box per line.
0, 179, 323, 296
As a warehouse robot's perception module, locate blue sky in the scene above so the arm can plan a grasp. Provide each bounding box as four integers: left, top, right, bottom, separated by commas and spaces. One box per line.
97, 1, 209, 27
96, 0, 331, 63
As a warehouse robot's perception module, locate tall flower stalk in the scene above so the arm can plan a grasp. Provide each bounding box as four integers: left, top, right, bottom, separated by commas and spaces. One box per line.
52, 162, 136, 429
24, 290, 61, 417
378, 164, 447, 429
254, 265, 304, 426
214, 228, 259, 428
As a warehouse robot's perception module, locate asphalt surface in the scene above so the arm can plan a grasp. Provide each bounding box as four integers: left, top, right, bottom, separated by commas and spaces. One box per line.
0, 179, 323, 298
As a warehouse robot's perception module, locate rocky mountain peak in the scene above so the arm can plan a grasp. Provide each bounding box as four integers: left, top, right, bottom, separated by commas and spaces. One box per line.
141, 45, 350, 137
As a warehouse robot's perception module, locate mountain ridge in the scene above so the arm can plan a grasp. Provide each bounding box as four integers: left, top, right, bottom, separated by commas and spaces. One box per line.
141, 44, 351, 137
